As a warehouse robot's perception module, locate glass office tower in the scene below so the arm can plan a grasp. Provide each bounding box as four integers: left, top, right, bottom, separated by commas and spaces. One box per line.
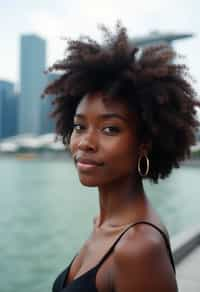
19, 34, 46, 134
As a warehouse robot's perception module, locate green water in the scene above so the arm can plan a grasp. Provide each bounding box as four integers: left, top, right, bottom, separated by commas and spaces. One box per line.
0, 158, 199, 292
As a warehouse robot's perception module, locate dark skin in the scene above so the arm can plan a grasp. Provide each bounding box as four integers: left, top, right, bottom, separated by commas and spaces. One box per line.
68, 92, 178, 292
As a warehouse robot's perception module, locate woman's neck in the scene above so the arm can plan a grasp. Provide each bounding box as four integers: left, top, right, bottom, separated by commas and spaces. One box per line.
96, 176, 147, 229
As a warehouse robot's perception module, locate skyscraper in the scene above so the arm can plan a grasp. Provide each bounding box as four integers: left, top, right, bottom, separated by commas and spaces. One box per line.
40, 72, 59, 134
0, 80, 18, 139
19, 34, 46, 134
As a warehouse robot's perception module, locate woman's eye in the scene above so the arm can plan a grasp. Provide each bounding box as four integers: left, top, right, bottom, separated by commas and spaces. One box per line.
103, 126, 120, 134
73, 123, 85, 132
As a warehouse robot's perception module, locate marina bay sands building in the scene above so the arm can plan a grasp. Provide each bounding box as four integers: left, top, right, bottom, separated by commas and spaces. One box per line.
132, 31, 193, 46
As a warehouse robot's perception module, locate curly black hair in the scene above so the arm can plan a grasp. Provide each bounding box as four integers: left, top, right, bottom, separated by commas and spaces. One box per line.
42, 21, 200, 183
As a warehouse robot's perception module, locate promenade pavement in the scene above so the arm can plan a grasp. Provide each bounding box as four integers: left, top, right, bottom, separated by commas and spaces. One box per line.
176, 245, 200, 292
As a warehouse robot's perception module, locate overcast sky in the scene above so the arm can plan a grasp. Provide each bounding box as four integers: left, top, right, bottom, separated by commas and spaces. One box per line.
1, 0, 200, 100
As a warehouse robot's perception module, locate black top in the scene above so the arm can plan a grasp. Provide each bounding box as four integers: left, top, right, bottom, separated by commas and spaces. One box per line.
52, 221, 175, 292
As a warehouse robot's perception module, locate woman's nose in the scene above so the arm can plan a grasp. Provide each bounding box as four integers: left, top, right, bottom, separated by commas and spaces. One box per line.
78, 131, 98, 152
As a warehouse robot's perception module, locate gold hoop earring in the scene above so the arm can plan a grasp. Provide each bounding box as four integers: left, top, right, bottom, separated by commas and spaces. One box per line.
138, 153, 149, 177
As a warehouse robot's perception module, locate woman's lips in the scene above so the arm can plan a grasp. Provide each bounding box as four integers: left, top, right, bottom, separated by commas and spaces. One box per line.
76, 158, 104, 171
77, 161, 99, 171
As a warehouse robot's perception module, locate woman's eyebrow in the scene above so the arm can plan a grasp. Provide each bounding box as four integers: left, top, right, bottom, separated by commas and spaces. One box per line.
98, 113, 128, 122
74, 113, 128, 122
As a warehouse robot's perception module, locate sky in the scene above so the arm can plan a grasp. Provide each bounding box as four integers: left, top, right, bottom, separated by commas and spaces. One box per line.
1, 0, 200, 103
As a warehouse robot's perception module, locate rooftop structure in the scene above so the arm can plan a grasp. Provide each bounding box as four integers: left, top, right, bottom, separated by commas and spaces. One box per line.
132, 31, 193, 46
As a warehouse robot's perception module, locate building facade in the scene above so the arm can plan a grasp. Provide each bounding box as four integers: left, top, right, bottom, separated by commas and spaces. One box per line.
0, 80, 18, 139
19, 34, 46, 135
40, 73, 59, 134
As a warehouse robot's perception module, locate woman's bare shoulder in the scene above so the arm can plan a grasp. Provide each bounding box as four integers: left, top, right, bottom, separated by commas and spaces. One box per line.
111, 223, 178, 292
113, 221, 169, 259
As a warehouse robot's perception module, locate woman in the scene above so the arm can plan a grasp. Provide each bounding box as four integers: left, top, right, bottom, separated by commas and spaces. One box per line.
43, 22, 200, 292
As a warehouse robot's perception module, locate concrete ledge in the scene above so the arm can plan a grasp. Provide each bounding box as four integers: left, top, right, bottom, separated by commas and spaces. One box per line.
181, 159, 200, 167
171, 226, 200, 265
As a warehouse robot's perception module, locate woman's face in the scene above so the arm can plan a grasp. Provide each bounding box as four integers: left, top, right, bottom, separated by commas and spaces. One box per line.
69, 92, 141, 187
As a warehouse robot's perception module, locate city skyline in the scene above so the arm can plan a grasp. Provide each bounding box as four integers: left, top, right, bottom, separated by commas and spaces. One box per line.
1, 0, 200, 139
0, 0, 200, 97
0, 27, 200, 139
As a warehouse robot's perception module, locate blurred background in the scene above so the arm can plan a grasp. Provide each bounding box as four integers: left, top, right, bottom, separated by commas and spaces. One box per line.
0, 1, 200, 292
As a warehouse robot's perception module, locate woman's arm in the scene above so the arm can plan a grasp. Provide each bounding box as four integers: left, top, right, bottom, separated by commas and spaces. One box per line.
112, 224, 178, 292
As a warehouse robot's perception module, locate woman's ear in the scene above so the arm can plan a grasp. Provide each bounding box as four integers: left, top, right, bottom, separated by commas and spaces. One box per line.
146, 141, 152, 153
139, 141, 152, 154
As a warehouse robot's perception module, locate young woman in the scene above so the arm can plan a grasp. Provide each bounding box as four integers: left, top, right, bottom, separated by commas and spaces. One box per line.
43, 22, 200, 292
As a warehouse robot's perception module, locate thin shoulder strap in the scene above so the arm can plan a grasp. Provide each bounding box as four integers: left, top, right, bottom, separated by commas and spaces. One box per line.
96, 220, 176, 273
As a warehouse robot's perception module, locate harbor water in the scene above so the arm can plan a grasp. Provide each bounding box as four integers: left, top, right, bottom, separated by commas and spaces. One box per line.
0, 157, 199, 292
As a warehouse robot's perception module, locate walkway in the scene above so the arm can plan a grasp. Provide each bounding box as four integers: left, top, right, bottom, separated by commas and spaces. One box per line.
173, 229, 200, 292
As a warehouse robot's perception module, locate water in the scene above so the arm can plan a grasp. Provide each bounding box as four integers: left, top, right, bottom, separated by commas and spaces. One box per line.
0, 157, 199, 292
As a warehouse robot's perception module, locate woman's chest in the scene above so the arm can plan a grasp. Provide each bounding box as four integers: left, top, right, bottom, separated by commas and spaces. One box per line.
65, 238, 116, 291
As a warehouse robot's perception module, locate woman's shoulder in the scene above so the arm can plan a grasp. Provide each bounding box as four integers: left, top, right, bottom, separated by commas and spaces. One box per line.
111, 220, 177, 292
114, 219, 168, 258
